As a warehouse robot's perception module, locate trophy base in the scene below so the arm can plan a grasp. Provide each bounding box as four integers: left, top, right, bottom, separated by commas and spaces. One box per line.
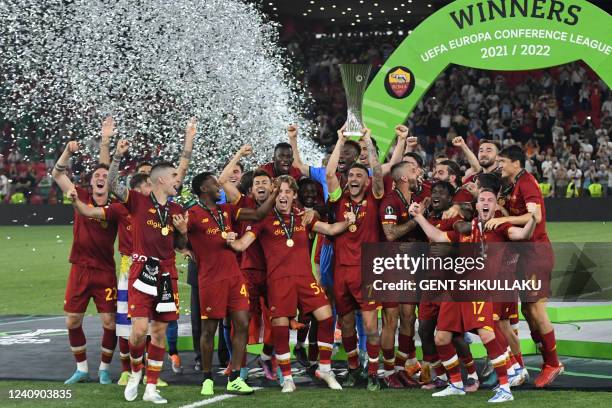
342, 131, 364, 137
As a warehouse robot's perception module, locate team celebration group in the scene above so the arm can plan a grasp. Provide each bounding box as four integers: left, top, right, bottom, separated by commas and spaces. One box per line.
51, 117, 562, 404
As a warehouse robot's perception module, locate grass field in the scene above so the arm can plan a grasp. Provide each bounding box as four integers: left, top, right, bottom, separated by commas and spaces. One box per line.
0, 380, 611, 408
1, 222, 611, 407
1, 222, 611, 315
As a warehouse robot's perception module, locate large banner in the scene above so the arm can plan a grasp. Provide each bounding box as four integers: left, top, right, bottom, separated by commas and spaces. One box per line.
363, 0, 612, 156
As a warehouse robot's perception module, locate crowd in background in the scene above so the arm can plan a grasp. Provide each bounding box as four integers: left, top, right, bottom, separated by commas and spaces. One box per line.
1, 31, 611, 203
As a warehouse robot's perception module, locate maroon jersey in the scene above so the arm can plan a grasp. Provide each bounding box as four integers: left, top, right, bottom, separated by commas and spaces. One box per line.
104, 203, 131, 256
115, 190, 183, 264
379, 188, 427, 242
70, 187, 118, 272
236, 195, 266, 271
428, 213, 463, 233
259, 162, 303, 181
330, 186, 381, 266
453, 186, 475, 203
248, 210, 317, 281
505, 171, 549, 243
187, 203, 242, 283
446, 218, 512, 244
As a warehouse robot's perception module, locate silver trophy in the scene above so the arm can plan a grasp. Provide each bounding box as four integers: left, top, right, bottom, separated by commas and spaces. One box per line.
340, 64, 372, 137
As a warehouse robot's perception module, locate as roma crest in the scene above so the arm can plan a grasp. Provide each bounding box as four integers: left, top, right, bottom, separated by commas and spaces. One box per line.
385, 66, 415, 99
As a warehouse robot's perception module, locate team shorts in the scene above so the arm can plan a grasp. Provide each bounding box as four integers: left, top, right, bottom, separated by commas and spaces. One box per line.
493, 302, 519, 321
64, 264, 117, 314
418, 301, 441, 321
267, 276, 329, 318
242, 268, 267, 315
199, 276, 250, 320
436, 301, 494, 334
127, 262, 179, 322
333, 264, 379, 316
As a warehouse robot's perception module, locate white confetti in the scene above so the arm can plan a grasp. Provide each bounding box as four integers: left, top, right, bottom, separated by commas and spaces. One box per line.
0, 0, 322, 176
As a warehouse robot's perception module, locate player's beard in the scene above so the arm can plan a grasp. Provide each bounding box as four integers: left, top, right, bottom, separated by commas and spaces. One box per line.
479, 157, 496, 170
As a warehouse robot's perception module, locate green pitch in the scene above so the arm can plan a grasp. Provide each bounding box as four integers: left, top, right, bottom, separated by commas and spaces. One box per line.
0, 380, 610, 408
1, 222, 611, 315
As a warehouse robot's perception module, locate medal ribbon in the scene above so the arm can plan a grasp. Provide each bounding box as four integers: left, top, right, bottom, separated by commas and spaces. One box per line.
198, 202, 226, 234
348, 199, 364, 230
394, 187, 417, 218
150, 193, 169, 230
273, 208, 294, 242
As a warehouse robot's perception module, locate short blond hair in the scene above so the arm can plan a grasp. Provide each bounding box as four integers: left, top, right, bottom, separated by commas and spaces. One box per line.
276, 175, 298, 193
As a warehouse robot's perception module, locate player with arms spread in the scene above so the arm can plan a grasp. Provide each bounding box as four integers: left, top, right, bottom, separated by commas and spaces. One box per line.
410, 188, 537, 403
326, 127, 385, 391
108, 139, 188, 404
228, 175, 355, 393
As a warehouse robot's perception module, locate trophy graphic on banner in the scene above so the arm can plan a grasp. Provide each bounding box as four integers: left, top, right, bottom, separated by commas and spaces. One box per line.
339, 64, 372, 137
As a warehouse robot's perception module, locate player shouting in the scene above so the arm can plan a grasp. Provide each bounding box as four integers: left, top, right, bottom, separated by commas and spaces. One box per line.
326, 127, 385, 391
227, 175, 355, 393
109, 139, 188, 404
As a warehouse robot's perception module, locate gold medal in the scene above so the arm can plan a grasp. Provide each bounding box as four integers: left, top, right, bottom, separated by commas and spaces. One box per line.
221, 231, 228, 239
286, 239, 294, 247
348, 224, 357, 232
161, 226, 169, 236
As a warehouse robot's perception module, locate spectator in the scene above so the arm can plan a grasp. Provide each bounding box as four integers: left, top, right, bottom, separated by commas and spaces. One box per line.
0, 170, 9, 201
567, 162, 582, 196
554, 164, 569, 198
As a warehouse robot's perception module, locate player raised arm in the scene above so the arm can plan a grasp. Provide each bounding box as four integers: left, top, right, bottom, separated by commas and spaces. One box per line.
381, 125, 409, 176
177, 117, 197, 184
52, 141, 79, 193
452, 136, 481, 178
219, 144, 253, 203
108, 139, 130, 202
287, 124, 309, 177
409, 202, 450, 243
98, 116, 115, 166
363, 127, 384, 198
312, 211, 356, 236
325, 124, 347, 196
506, 203, 538, 240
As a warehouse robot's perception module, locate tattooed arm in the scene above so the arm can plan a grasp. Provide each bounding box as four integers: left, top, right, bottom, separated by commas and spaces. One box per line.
363, 127, 384, 198
109, 139, 130, 202
177, 117, 197, 184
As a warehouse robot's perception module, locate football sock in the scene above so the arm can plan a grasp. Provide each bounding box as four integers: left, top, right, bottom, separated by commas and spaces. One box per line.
436, 343, 462, 387
229, 370, 240, 381
99, 327, 117, 371
296, 315, 310, 347
272, 325, 292, 378
342, 333, 360, 369
129, 340, 146, 373
119, 336, 131, 372
166, 320, 178, 356
355, 312, 367, 351
460, 354, 477, 377
202, 371, 212, 381
514, 352, 524, 368
145, 343, 165, 384
68, 326, 88, 372
541, 329, 560, 367
382, 347, 395, 376
366, 341, 380, 376
397, 333, 416, 365
317, 317, 334, 372
261, 343, 274, 360
484, 338, 509, 388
